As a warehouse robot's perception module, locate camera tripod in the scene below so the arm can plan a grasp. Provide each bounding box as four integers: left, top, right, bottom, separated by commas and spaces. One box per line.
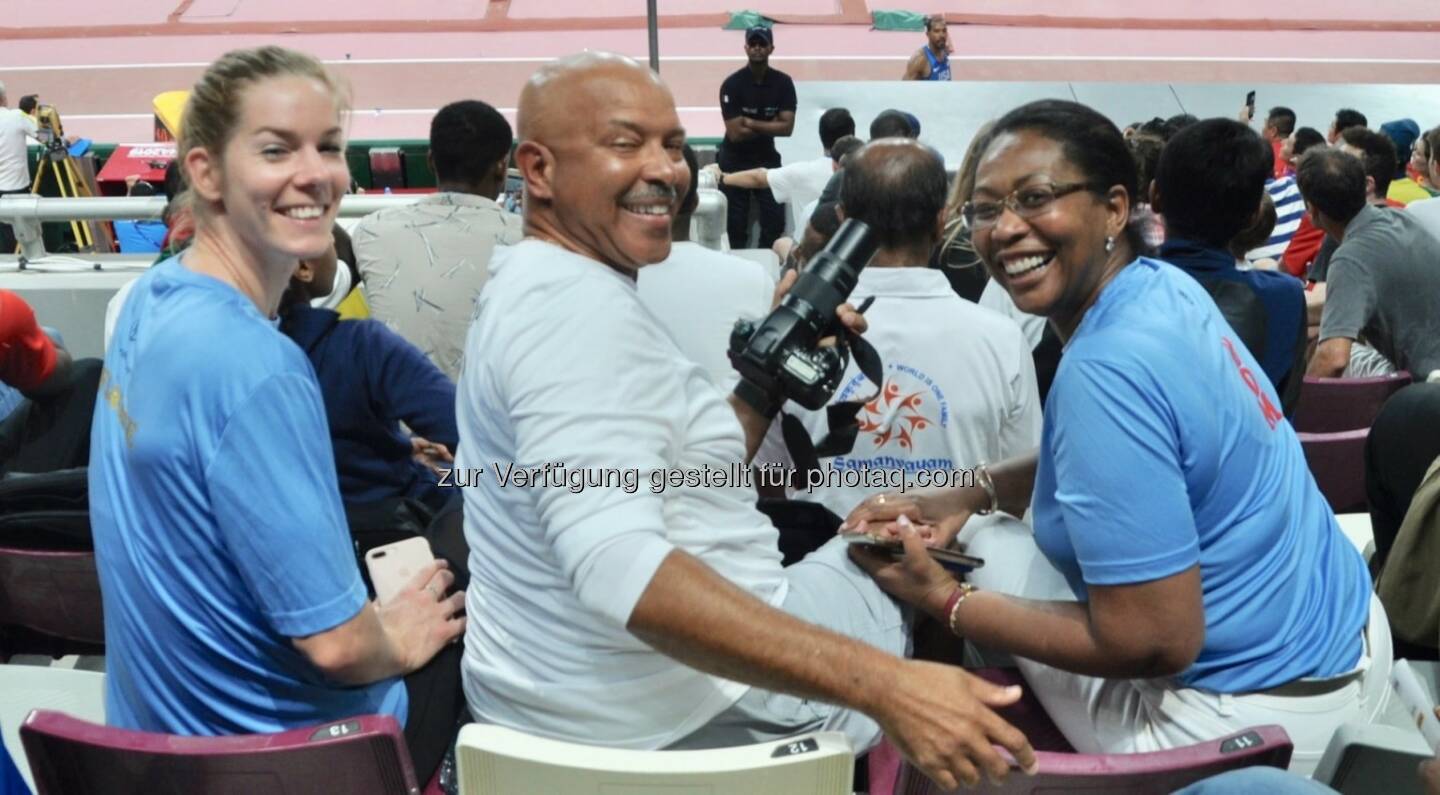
29, 134, 99, 251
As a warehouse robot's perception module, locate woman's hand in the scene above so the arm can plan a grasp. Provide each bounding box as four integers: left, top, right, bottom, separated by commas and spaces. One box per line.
842, 485, 982, 549
848, 517, 961, 620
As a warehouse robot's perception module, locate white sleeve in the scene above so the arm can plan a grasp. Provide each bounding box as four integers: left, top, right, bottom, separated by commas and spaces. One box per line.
767, 163, 799, 204
980, 280, 1046, 350
498, 286, 683, 626
103, 278, 138, 352
999, 321, 1043, 460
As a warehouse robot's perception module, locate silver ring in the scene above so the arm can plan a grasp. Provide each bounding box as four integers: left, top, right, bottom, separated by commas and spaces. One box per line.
875, 494, 887, 506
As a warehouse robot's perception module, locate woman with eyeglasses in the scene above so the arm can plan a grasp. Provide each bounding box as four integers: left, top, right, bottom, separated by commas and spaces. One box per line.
844, 100, 1386, 774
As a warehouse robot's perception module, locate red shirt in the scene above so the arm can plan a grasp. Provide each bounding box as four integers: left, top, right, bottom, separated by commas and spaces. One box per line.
1271, 138, 1290, 179
0, 290, 58, 392
1280, 215, 1325, 278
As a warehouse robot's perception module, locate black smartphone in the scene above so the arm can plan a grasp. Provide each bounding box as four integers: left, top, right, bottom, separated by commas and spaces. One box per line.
845, 534, 984, 575
1245, 90, 1256, 120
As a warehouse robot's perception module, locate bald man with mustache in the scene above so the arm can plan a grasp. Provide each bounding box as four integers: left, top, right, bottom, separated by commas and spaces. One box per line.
451, 52, 1035, 790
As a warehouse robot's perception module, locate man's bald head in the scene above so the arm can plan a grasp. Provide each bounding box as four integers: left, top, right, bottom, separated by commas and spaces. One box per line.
840, 139, 948, 253
518, 52, 669, 144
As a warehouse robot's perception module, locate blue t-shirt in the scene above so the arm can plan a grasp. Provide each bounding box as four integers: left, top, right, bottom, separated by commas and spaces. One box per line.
1032, 258, 1371, 693
89, 256, 406, 736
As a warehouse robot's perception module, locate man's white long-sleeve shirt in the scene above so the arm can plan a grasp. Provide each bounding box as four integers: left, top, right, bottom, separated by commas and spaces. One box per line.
456, 239, 787, 749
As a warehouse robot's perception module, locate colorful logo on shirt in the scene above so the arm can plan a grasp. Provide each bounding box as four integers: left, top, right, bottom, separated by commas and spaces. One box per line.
837, 364, 949, 451
1221, 336, 1282, 430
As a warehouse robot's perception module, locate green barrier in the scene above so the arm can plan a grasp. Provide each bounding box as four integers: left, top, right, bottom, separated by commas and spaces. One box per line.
724, 11, 770, 30
872, 9, 928, 31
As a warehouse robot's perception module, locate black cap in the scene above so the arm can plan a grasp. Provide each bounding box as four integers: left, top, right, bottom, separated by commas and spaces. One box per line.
746, 25, 773, 45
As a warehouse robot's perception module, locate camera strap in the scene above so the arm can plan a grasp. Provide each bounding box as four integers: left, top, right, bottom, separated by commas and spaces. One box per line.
778, 329, 885, 481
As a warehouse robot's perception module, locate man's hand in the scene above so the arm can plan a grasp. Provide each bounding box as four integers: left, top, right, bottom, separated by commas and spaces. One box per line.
842, 485, 982, 548
1422, 707, 1440, 794
411, 436, 454, 476
769, 269, 870, 336
627, 550, 1036, 789
702, 163, 723, 183
375, 560, 466, 673
879, 660, 1039, 788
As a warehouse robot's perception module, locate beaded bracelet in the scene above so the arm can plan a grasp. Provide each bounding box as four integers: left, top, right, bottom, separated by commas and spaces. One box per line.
943, 582, 978, 636
975, 463, 998, 516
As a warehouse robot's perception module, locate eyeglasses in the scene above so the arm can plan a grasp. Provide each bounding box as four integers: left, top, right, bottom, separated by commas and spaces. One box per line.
962, 182, 1100, 231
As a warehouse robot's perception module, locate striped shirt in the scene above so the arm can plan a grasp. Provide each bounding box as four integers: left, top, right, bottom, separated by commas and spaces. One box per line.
1246, 176, 1305, 264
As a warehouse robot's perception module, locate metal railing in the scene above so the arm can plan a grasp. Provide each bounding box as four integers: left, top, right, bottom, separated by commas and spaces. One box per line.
0, 188, 729, 263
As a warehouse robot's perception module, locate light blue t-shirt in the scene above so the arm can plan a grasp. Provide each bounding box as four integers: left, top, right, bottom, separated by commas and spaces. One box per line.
1032, 258, 1370, 693
90, 256, 406, 735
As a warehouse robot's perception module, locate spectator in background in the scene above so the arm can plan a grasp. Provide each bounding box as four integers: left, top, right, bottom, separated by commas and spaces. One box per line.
1153, 118, 1306, 412
1162, 113, 1199, 142
0, 290, 94, 473
1408, 126, 1440, 240
811, 110, 917, 212
1284, 127, 1326, 173
1246, 137, 1308, 267
639, 145, 776, 389
1231, 195, 1277, 267
869, 109, 917, 140
1299, 148, 1440, 379
938, 121, 998, 289
1261, 106, 1296, 179
1279, 128, 1329, 277
1127, 132, 1165, 250
0, 81, 36, 254
1405, 130, 1439, 199
770, 135, 862, 266
280, 235, 459, 514
1381, 119, 1430, 205
1328, 107, 1367, 144
902, 15, 951, 81
709, 107, 853, 237
354, 99, 521, 380
1307, 125, 1403, 285
0, 290, 69, 404
90, 46, 466, 780
717, 25, 796, 250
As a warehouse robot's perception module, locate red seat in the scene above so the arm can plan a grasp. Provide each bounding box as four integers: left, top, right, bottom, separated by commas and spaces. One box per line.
21, 710, 420, 795
868, 669, 1293, 794
369, 147, 405, 191
1291, 372, 1411, 433
871, 724, 1291, 794
0, 547, 103, 660
1298, 428, 1370, 514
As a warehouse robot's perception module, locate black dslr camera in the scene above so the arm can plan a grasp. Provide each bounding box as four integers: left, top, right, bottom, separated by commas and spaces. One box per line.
728, 219, 878, 416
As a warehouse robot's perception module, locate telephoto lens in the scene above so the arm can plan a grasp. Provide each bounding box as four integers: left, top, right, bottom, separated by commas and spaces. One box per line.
728, 218, 879, 414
